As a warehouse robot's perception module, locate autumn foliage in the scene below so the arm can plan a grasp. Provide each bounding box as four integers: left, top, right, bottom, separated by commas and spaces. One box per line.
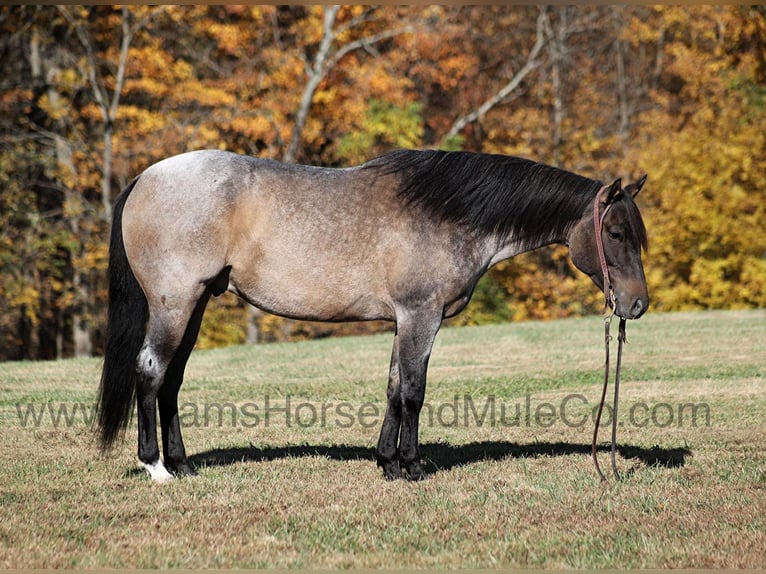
1, 5, 764, 359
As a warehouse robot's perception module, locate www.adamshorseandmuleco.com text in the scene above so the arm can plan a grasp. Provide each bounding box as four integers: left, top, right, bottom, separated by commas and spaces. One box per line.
14, 394, 711, 430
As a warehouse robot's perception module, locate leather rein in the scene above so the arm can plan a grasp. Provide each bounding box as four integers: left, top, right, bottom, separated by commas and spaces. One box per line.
591, 185, 628, 482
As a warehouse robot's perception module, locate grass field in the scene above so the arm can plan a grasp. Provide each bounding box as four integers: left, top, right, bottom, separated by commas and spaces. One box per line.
1, 309, 764, 568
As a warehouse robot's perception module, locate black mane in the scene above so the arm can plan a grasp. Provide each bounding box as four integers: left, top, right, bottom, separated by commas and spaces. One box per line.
367, 149, 603, 246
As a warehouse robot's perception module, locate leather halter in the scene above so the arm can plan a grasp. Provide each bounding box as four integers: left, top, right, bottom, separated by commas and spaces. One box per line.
590, 184, 627, 482
593, 185, 615, 311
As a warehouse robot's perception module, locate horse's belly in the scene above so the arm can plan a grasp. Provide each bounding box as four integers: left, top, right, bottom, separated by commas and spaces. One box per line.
227, 259, 394, 323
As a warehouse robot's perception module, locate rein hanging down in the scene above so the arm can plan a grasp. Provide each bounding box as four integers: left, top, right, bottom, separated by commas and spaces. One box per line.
591, 185, 629, 482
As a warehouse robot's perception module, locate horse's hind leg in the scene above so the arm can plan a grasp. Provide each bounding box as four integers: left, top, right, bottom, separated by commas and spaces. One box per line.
158, 289, 212, 476
135, 288, 204, 481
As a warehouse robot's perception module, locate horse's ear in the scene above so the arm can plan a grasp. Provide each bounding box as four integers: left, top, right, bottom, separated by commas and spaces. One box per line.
602, 178, 622, 205
625, 174, 647, 198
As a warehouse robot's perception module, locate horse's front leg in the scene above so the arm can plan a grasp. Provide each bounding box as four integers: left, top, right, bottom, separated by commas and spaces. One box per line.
377, 333, 402, 479
390, 309, 441, 481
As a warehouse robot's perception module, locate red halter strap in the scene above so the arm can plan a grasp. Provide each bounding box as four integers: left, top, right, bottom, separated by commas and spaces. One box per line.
593, 185, 615, 311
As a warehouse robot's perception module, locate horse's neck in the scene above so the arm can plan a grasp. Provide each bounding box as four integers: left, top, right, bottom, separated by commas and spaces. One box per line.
486, 233, 560, 267
485, 197, 591, 267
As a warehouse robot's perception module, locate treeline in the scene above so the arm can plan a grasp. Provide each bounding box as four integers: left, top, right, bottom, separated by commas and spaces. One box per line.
1, 5, 764, 360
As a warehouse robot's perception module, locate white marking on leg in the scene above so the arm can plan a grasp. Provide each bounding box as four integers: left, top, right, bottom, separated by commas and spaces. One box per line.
139, 459, 174, 482
137, 346, 162, 380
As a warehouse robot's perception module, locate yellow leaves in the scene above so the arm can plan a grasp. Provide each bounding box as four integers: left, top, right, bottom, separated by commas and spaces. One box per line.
335, 100, 423, 164
184, 124, 222, 149
296, 6, 326, 45
74, 244, 108, 273
261, 53, 304, 90
172, 59, 193, 82
739, 258, 766, 308
488, 251, 602, 323
300, 116, 329, 152
62, 195, 84, 220
4, 4, 766, 359
10, 284, 41, 327
651, 254, 766, 311
229, 115, 275, 142
249, 6, 269, 23
58, 68, 82, 92
626, 11, 660, 46
126, 46, 174, 84
312, 87, 338, 107
118, 105, 168, 133
126, 48, 231, 109
207, 22, 247, 57
632, 7, 766, 314
37, 93, 68, 122
342, 62, 414, 116
179, 81, 237, 108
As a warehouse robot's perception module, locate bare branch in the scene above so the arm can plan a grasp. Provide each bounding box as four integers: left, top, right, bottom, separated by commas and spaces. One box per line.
283, 5, 340, 163
109, 7, 167, 122
58, 6, 165, 124
57, 6, 166, 220
57, 6, 107, 120
334, 6, 377, 37
108, 6, 133, 121
283, 5, 415, 163
442, 7, 549, 143
329, 24, 415, 70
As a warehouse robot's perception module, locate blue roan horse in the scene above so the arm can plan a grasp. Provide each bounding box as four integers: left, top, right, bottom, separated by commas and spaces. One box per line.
96, 149, 649, 481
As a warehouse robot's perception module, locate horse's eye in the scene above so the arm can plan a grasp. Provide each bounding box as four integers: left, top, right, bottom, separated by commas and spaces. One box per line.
607, 229, 623, 241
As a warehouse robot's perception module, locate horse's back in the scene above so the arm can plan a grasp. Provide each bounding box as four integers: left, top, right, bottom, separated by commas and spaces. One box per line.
121, 150, 403, 320
132, 149, 381, 215
120, 150, 481, 324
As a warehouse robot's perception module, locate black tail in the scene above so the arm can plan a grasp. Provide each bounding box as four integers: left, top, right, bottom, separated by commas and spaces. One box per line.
96, 176, 148, 451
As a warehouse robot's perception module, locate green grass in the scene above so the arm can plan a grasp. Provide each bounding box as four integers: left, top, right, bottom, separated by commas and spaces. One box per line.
0, 309, 764, 568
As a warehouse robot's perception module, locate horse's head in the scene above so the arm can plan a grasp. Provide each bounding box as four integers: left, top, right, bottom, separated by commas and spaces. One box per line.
569, 176, 649, 320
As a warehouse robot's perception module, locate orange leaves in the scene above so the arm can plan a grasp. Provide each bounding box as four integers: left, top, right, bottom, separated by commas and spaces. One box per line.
434, 55, 476, 90
1, 5, 764, 357
487, 250, 603, 323
207, 22, 248, 57
228, 115, 277, 143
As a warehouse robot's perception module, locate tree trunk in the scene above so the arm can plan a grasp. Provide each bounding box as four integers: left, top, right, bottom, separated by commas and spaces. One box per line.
550, 8, 566, 167
283, 5, 340, 164
615, 12, 630, 151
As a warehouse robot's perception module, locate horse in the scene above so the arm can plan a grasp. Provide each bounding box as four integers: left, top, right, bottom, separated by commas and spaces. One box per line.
96, 148, 649, 482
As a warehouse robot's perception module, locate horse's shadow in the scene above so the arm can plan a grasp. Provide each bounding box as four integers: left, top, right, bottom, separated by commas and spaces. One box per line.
188, 440, 691, 476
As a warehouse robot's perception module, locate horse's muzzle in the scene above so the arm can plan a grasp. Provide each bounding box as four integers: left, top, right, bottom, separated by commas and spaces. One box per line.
616, 294, 648, 320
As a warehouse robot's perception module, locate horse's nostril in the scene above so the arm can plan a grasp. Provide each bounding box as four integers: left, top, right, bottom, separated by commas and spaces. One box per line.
631, 298, 644, 318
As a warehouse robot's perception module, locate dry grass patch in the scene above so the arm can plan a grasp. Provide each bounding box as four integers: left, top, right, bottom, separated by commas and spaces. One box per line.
0, 309, 764, 568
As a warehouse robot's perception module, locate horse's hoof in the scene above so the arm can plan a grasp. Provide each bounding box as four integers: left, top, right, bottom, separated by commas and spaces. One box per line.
169, 462, 198, 477
138, 459, 174, 482
378, 459, 401, 480
402, 461, 425, 481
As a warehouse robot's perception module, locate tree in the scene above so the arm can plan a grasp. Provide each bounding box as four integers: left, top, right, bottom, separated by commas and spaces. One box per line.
631, 6, 766, 310
1, 5, 763, 359
1, 6, 85, 359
